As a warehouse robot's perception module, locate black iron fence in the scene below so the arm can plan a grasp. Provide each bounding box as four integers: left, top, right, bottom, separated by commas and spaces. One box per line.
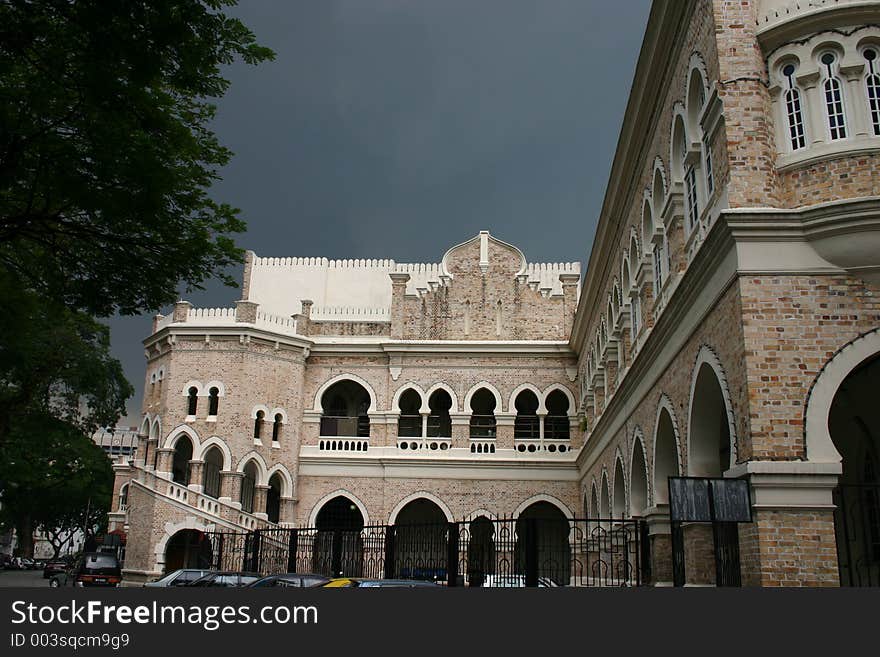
203, 517, 646, 587
834, 483, 880, 586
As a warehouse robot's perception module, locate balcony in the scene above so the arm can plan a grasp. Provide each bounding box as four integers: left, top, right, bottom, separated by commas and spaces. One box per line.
320, 415, 370, 438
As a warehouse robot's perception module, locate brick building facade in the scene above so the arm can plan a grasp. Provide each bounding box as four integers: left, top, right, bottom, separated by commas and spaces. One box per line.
112, 0, 880, 586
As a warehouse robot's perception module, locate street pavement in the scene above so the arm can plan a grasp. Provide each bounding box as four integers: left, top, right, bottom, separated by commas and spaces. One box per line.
0, 569, 46, 587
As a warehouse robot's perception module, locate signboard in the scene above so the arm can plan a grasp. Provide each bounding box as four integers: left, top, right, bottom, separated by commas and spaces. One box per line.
668, 477, 752, 523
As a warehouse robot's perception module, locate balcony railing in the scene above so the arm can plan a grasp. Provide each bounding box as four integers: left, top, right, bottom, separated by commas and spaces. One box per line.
397, 414, 422, 438
514, 415, 540, 439
469, 415, 496, 440
320, 415, 370, 437
427, 415, 451, 438
545, 415, 570, 440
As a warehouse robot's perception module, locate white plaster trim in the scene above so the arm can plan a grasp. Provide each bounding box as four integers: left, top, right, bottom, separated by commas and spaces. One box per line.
307, 489, 370, 527
196, 436, 233, 471
425, 382, 460, 413
508, 382, 544, 414
512, 493, 574, 519
235, 450, 269, 485
686, 345, 738, 475
391, 382, 427, 413
464, 381, 504, 413
804, 327, 880, 463
310, 372, 379, 413
387, 491, 454, 524
162, 424, 201, 451
266, 463, 295, 498
630, 430, 650, 514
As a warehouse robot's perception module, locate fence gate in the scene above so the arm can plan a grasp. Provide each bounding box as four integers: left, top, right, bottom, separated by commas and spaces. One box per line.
205, 517, 646, 586
833, 484, 880, 586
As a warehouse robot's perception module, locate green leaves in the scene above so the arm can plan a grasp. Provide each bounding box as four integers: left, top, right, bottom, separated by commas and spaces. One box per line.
0, 0, 274, 316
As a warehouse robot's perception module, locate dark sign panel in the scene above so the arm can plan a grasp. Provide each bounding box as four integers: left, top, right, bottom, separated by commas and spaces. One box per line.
669, 478, 711, 522
668, 477, 752, 523
711, 479, 752, 522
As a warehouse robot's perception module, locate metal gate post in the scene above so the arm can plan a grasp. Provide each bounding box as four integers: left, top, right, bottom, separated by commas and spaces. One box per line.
525, 518, 538, 587
287, 528, 299, 574
215, 533, 224, 571
252, 529, 262, 573
671, 521, 685, 587
447, 522, 459, 587
383, 526, 396, 579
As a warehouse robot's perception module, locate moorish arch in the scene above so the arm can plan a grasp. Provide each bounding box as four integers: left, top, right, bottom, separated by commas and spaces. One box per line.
653, 395, 683, 505
311, 373, 378, 414
425, 382, 460, 413
235, 451, 269, 485
308, 490, 370, 528
805, 328, 880, 463
612, 453, 627, 518
512, 494, 574, 520
196, 436, 232, 470
391, 382, 428, 413
686, 346, 737, 477
464, 381, 504, 413
508, 382, 544, 415
388, 491, 454, 525
630, 430, 650, 516
266, 464, 295, 498
154, 517, 216, 573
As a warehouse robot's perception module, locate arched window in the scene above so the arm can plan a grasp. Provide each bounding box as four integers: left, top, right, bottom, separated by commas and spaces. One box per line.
397, 389, 422, 438
202, 447, 223, 499
704, 135, 714, 197
682, 130, 698, 232
207, 387, 219, 416
240, 462, 257, 514
469, 388, 497, 442
821, 52, 847, 140
119, 484, 129, 511
427, 389, 452, 438
187, 387, 198, 416
545, 390, 570, 441
320, 380, 371, 437
864, 48, 880, 136
780, 63, 807, 150
513, 389, 540, 440
171, 437, 193, 485
253, 410, 264, 440
272, 414, 283, 443
266, 474, 282, 524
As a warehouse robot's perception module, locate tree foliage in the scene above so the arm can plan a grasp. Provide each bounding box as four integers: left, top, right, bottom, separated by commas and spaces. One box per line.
0, 413, 114, 557
0, 0, 275, 316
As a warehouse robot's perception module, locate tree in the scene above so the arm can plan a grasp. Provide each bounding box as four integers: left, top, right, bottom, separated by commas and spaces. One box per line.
0, 272, 132, 448
0, 413, 114, 558
0, 0, 275, 316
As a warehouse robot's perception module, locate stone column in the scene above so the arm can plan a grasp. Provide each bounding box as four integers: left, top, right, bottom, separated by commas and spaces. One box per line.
172, 300, 192, 323
280, 497, 297, 526
235, 299, 259, 323
389, 273, 410, 339
644, 505, 673, 586
797, 71, 825, 146
450, 413, 470, 449
187, 460, 204, 493
495, 413, 515, 450
155, 448, 174, 478
729, 461, 841, 586
220, 471, 242, 507
253, 485, 269, 520
559, 273, 580, 339
841, 63, 869, 138
294, 299, 313, 337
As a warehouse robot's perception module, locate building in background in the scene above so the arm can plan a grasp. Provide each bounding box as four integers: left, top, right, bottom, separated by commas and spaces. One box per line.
112, 0, 880, 587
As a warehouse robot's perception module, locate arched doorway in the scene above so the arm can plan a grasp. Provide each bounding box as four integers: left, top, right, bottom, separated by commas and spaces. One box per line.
545, 390, 571, 441
393, 498, 448, 581
630, 442, 648, 517
313, 496, 365, 577
654, 407, 680, 505
515, 501, 570, 586
202, 446, 223, 499
613, 460, 627, 518
320, 380, 371, 437
830, 353, 880, 586
239, 461, 258, 514
467, 516, 495, 586
171, 436, 193, 485
469, 388, 497, 447
164, 529, 212, 573
266, 473, 282, 524
688, 362, 732, 477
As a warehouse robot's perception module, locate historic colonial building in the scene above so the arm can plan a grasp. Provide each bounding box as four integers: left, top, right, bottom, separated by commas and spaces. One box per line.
112, 0, 880, 586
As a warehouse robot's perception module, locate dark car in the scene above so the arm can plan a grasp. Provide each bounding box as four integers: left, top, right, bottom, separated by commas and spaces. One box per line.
246, 573, 331, 588
144, 568, 212, 588
323, 578, 441, 588
49, 553, 122, 588
43, 558, 71, 579
187, 571, 261, 587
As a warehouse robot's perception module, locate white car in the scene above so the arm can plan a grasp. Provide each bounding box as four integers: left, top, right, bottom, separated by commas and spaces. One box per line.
479, 574, 558, 587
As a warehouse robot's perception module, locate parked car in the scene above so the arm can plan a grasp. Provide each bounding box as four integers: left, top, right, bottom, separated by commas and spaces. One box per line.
246, 573, 331, 588
144, 568, 212, 587
43, 558, 71, 579
187, 571, 261, 587
49, 553, 122, 588
322, 578, 441, 588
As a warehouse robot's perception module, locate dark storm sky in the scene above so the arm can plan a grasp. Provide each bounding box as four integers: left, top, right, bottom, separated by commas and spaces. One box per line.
110, 0, 652, 424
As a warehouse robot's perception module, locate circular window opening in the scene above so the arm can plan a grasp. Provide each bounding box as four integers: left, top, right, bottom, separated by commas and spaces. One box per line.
527, 444, 537, 453
821, 52, 835, 66
517, 444, 526, 452
400, 442, 408, 450
782, 63, 795, 77
866, 48, 877, 61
